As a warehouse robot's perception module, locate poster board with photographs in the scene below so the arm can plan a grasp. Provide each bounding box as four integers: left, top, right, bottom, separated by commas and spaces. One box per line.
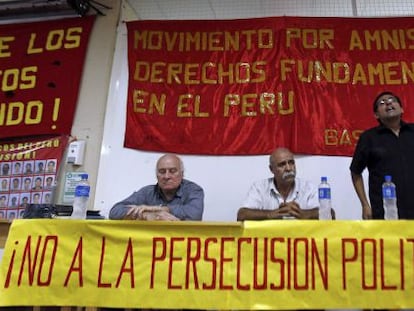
0, 136, 69, 220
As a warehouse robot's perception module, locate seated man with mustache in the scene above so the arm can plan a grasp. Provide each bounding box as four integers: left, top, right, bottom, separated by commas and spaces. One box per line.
237, 147, 328, 221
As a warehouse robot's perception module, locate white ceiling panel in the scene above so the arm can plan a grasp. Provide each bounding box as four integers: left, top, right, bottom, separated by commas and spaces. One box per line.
125, 0, 414, 20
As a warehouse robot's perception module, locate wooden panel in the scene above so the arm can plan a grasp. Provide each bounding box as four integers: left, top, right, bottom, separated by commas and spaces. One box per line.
0, 220, 11, 248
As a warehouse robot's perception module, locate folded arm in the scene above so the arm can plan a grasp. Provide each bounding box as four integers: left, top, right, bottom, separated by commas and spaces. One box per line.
237, 202, 319, 221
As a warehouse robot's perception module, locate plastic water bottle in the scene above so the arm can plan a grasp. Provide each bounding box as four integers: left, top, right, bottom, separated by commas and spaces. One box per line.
382, 175, 398, 220
71, 173, 90, 219
318, 176, 332, 220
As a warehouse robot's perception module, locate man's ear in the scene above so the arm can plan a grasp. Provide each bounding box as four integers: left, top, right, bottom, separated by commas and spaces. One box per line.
374, 112, 379, 120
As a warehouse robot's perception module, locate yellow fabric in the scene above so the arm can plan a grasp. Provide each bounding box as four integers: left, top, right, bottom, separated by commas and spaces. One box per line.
0, 219, 413, 309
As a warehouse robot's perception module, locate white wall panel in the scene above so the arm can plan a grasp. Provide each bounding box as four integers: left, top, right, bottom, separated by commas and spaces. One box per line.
357, 0, 414, 16
127, 0, 355, 19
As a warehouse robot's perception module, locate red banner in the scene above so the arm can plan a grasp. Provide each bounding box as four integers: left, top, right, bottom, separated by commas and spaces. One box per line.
126, 16, 414, 156
0, 16, 95, 139
0, 135, 69, 219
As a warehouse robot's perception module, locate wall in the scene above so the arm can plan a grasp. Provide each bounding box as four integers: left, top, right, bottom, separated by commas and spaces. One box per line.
55, 0, 121, 205
93, 0, 414, 221
0, 0, 122, 261
0, 1, 121, 211
6, 0, 408, 221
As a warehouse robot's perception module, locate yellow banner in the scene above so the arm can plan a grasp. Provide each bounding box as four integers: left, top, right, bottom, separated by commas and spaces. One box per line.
0, 219, 413, 309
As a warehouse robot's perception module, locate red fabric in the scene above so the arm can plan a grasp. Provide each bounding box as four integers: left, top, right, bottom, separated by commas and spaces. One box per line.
125, 16, 414, 156
0, 16, 95, 139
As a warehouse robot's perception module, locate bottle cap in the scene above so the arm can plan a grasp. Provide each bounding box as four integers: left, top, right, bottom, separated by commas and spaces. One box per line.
321, 176, 327, 182
384, 175, 392, 182
81, 173, 88, 180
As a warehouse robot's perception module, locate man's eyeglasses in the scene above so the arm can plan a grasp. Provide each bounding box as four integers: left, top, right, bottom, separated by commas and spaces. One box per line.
378, 97, 397, 106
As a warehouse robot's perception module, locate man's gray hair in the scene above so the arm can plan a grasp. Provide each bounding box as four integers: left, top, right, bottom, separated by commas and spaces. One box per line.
156, 154, 184, 174
269, 147, 293, 166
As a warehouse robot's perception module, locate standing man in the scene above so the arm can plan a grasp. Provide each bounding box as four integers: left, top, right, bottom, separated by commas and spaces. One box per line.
350, 91, 414, 220
109, 153, 204, 221
237, 147, 322, 221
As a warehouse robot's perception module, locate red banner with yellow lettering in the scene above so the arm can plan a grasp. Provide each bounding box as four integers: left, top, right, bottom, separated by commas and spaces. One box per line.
0, 16, 95, 139
125, 16, 414, 156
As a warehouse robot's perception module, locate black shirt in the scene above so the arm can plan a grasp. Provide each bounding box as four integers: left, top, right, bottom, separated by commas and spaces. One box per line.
350, 121, 414, 219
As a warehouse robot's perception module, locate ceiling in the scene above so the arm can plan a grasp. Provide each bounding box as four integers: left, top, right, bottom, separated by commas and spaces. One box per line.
0, 0, 111, 20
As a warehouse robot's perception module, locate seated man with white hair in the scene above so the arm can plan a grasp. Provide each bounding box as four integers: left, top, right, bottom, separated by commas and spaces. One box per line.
110, 153, 204, 221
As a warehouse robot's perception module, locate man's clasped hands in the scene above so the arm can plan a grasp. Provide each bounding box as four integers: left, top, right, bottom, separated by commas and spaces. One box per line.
124, 205, 179, 221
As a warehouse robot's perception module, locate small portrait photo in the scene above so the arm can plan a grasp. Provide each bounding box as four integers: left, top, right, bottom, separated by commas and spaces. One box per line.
0, 194, 8, 208
19, 209, 25, 218
44, 175, 55, 190
46, 159, 57, 174
9, 194, 19, 208
10, 177, 21, 192
23, 160, 34, 175
32, 176, 44, 191
35, 160, 46, 174
12, 161, 23, 175
22, 177, 32, 191
7, 209, 17, 220
1, 162, 11, 176
20, 194, 30, 208
0, 177, 9, 192
0, 209, 6, 219
42, 191, 52, 204
31, 192, 42, 204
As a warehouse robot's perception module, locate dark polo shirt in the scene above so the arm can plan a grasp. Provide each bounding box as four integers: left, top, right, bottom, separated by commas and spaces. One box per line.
350, 121, 414, 219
